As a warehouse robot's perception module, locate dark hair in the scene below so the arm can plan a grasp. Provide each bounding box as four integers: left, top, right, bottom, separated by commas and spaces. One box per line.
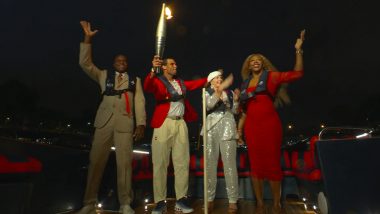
162, 57, 174, 66
113, 54, 127, 61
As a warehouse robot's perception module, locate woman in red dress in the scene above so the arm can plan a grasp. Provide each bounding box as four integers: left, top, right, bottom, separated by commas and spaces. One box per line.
238, 30, 305, 213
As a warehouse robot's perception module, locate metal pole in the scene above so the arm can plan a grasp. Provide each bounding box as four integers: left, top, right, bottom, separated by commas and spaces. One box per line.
202, 88, 208, 214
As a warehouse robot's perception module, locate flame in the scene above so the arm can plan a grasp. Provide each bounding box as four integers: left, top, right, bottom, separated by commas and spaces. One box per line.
165, 7, 173, 19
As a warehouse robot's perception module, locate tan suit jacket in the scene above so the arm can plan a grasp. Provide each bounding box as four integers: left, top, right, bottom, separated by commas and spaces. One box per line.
79, 43, 146, 132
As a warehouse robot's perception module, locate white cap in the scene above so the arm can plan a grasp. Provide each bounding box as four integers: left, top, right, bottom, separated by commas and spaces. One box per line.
207, 71, 222, 82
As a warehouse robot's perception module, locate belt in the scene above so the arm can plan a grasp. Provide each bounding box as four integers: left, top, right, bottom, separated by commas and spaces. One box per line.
166, 116, 183, 120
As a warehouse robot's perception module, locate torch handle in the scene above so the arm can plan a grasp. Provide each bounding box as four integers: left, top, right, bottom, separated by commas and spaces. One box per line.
154, 66, 161, 74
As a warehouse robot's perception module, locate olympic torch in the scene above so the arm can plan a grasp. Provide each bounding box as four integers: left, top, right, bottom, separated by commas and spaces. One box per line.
155, 3, 172, 73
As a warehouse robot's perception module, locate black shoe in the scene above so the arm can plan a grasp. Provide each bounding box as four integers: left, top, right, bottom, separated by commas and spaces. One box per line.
152, 200, 167, 214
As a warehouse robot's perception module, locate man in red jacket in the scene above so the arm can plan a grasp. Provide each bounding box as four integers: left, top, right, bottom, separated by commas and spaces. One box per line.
144, 56, 207, 213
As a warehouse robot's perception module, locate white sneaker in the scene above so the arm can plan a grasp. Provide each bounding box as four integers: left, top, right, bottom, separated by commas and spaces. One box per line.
120, 204, 135, 214
75, 204, 96, 214
175, 198, 194, 213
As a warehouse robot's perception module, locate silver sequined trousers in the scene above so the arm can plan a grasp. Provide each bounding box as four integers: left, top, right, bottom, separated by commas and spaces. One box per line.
206, 111, 239, 203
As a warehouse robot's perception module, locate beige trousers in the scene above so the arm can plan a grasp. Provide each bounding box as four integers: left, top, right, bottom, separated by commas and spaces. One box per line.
83, 115, 134, 206
151, 118, 190, 203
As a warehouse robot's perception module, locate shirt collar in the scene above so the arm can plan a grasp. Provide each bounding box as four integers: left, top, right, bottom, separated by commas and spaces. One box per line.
115, 71, 126, 77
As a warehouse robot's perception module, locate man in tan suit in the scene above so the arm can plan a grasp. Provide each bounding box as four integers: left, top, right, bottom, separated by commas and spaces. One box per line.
75, 21, 146, 214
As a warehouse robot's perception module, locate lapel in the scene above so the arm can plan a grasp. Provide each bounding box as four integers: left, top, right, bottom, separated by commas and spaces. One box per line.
115, 73, 129, 89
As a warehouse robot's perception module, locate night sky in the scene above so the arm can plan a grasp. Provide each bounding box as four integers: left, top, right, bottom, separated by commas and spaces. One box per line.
1, 0, 380, 135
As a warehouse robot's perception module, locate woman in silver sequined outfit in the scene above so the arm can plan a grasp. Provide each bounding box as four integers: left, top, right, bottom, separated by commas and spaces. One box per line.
203, 71, 240, 213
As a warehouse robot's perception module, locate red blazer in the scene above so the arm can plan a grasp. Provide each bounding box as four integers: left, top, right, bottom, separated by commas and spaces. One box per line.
144, 73, 207, 128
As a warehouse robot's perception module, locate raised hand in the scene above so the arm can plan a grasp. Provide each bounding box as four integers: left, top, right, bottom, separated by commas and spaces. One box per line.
150, 55, 163, 77
80, 21, 99, 43
233, 88, 241, 101
152, 55, 162, 68
220, 73, 233, 90
294, 29, 305, 50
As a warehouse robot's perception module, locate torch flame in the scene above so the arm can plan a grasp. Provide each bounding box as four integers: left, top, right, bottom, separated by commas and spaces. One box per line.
165, 7, 173, 20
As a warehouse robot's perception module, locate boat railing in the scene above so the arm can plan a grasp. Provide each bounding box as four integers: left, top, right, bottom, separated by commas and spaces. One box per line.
318, 126, 374, 141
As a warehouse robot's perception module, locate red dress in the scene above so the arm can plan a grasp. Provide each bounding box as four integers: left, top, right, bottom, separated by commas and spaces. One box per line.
244, 70, 303, 180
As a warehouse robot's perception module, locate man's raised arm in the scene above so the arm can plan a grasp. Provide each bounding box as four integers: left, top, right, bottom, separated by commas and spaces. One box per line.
79, 21, 102, 83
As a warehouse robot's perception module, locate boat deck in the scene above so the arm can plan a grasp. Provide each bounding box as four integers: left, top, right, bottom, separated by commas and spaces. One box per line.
63, 198, 318, 214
